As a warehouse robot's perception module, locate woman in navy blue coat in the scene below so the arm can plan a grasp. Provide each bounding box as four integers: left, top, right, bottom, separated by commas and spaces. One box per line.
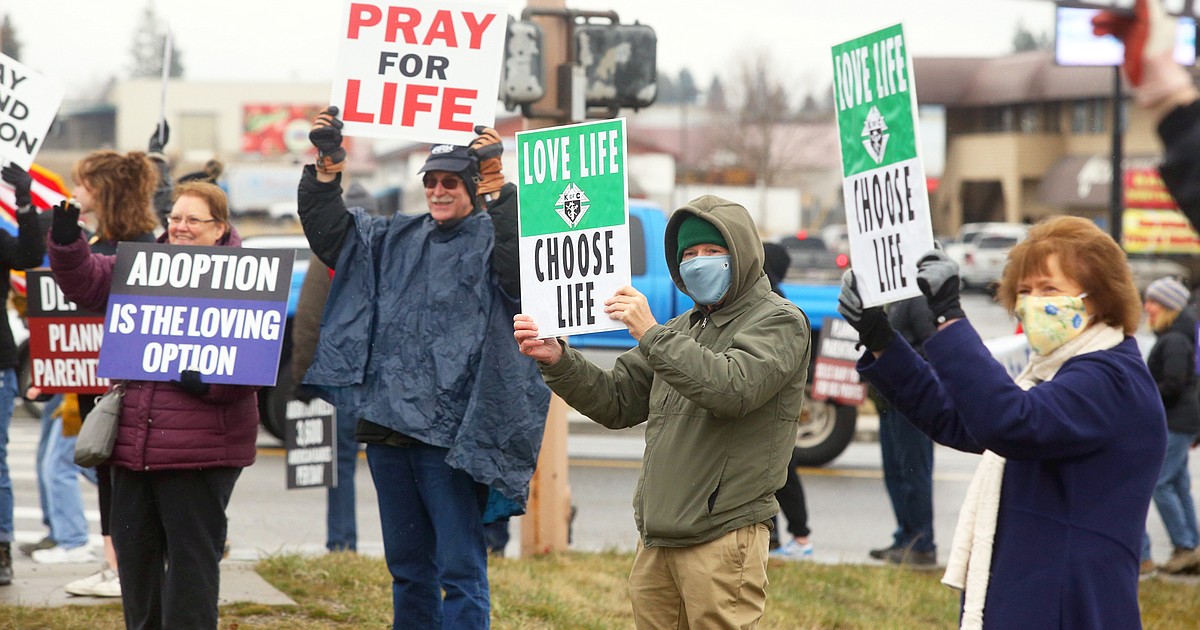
839, 216, 1166, 629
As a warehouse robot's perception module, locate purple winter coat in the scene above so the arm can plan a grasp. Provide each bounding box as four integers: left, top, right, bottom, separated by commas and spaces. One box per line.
48, 228, 259, 471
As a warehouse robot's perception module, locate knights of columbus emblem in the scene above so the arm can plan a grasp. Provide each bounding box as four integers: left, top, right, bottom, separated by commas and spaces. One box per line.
555, 183, 590, 228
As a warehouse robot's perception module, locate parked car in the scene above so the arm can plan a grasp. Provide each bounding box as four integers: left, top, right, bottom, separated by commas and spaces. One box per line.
777, 232, 850, 284
951, 223, 1029, 290
240, 233, 312, 439
943, 222, 1024, 268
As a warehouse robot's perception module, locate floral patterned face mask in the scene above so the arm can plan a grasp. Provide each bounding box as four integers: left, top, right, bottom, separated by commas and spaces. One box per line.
1015, 293, 1089, 356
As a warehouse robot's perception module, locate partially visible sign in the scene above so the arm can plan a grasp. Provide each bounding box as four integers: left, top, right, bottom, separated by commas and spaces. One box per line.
1122, 208, 1200, 254
243, 104, 322, 156
285, 398, 336, 490
831, 23, 935, 308
516, 118, 631, 338
26, 270, 108, 394
810, 317, 866, 406
331, 0, 507, 145
96, 243, 294, 385
0, 53, 64, 169
1125, 168, 1177, 210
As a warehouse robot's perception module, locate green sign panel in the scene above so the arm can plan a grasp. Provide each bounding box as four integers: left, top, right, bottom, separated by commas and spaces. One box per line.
831, 23, 918, 177
516, 118, 627, 237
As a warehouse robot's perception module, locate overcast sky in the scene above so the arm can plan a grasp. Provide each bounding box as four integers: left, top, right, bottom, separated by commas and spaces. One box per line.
5, 0, 1057, 102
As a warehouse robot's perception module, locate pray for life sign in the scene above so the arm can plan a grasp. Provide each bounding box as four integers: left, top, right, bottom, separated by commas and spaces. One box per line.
331, 0, 507, 146
516, 118, 632, 338
831, 24, 934, 308
0, 53, 63, 170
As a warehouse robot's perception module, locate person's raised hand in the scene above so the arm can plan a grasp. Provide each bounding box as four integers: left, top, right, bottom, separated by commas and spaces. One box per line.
514, 314, 563, 365
50, 199, 82, 245
2, 163, 31, 209
148, 119, 170, 157
916, 249, 966, 325
470, 125, 504, 197
309, 106, 346, 175
604, 286, 657, 341
1093, 0, 1196, 109
837, 270, 895, 353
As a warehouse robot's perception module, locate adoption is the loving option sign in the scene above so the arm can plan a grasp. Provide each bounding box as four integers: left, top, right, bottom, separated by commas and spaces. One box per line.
516, 118, 632, 338
331, 0, 507, 146
97, 243, 295, 386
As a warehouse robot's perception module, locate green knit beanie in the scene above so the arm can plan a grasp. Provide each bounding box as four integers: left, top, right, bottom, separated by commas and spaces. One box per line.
676, 216, 726, 261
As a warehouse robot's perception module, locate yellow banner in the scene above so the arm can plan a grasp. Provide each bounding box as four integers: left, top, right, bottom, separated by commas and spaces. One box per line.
1122, 209, 1200, 254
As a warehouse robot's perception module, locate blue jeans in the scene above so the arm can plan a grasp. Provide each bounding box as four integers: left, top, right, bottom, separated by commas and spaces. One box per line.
326, 410, 358, 551
35, 395, 89, 548
879, 406, 935, 552
366, 442, 489, 629
1152, 430, 1200, 550
0, 369, 17, 542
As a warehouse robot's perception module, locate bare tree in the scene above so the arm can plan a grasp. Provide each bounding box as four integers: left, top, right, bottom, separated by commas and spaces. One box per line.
712, 51, 803, 186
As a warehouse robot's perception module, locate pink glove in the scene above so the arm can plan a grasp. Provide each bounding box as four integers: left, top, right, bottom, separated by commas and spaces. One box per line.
1093, 0, 1194, 108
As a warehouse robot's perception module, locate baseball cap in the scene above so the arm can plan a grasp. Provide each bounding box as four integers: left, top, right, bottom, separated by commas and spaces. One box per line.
419, 144, 475, 175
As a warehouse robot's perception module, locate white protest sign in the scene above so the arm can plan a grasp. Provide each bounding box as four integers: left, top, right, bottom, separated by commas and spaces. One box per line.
516, 118, 632, 338
0, 53, 63, 169
831, 24, 934, 308
331, 0, 506, 146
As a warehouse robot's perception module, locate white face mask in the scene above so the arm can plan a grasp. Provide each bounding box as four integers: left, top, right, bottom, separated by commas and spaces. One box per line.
1015, 293, 1089, 355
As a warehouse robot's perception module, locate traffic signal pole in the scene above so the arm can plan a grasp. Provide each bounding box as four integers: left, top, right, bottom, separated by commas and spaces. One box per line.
520, 0, 573, 557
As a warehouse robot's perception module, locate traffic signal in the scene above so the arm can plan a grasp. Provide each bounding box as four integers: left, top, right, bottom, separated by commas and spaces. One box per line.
574, 23, 657, 111
500, 17, 546, 108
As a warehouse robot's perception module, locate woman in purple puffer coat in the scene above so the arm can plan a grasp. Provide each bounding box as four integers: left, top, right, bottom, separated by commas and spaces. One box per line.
48, 181, 258, 630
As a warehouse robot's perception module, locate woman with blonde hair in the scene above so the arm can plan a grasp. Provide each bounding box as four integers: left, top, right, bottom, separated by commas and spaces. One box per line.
839, 216, 1166, 628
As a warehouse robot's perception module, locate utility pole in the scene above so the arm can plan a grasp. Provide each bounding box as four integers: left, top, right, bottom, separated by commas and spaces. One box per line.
520, 0, 572, 557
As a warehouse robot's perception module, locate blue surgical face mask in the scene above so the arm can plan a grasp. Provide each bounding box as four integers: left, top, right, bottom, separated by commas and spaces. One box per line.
679, 254, 732, 305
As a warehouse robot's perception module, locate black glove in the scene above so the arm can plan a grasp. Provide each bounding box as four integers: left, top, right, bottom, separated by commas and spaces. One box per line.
292, 384, 319, 404
309, 106, 346, 174
837, 270, 895, 353
148, 120, 169, 157
916, 249, 966, 325
2, 163, 32, 209
50, 200, 82, 245
173, 370, 210, 397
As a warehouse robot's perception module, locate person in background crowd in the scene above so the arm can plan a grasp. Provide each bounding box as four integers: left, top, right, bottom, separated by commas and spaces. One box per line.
300, 109, 549, 628
762, 241, 814, 561
49, 182, 260, 629
839, 217, 1165, 628
869, 295, 937, 568
289, 181, 380, 554
0, 162, 50, 586
1140, 277, 1200, 575
516, 197, 811, 628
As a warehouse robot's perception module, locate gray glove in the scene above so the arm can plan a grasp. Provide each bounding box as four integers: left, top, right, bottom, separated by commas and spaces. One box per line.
916, 249, 966, 325
837, 270, 894, 352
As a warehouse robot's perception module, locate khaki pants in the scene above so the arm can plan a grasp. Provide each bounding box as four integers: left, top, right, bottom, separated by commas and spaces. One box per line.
628, 522, 770, 630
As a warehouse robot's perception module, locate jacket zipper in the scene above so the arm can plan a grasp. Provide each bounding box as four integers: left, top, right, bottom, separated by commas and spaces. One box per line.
700, 316, 708, 329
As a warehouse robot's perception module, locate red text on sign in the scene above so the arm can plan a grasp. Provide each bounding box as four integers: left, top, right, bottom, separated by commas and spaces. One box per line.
347, 4, 497, 49
342, 79, 475, 131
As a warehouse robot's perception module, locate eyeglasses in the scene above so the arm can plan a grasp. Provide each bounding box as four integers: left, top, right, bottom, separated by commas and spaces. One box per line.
167, 215, 219, 228
422, 174, 462, 190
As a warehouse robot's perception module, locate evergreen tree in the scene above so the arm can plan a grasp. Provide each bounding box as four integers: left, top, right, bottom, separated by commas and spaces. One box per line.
130, 1, 184, 78
706, 76, 727, 112
678, 68, 698, 105
1, 15, 21, 61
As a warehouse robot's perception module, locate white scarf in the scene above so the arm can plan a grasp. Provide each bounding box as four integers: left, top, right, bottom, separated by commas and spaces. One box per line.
941, 323, 1125, 629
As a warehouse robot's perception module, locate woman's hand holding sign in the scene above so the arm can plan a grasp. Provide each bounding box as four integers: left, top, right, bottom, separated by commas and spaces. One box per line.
604, 285, 657, 341
309, 106, 346, 179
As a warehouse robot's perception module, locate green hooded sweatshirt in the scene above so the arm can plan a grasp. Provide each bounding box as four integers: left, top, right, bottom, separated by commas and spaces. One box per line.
540, 195, 811, 547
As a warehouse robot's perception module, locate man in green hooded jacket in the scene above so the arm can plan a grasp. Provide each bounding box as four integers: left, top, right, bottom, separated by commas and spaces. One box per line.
515, 195, 811, 628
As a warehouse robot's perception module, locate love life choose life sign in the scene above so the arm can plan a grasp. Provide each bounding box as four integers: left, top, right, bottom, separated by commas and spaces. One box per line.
96, 243, 295, 386
331, 0, 506, 146
831, 24, 935, 308
0, 53, 63, 170
517, 118, 632, 338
